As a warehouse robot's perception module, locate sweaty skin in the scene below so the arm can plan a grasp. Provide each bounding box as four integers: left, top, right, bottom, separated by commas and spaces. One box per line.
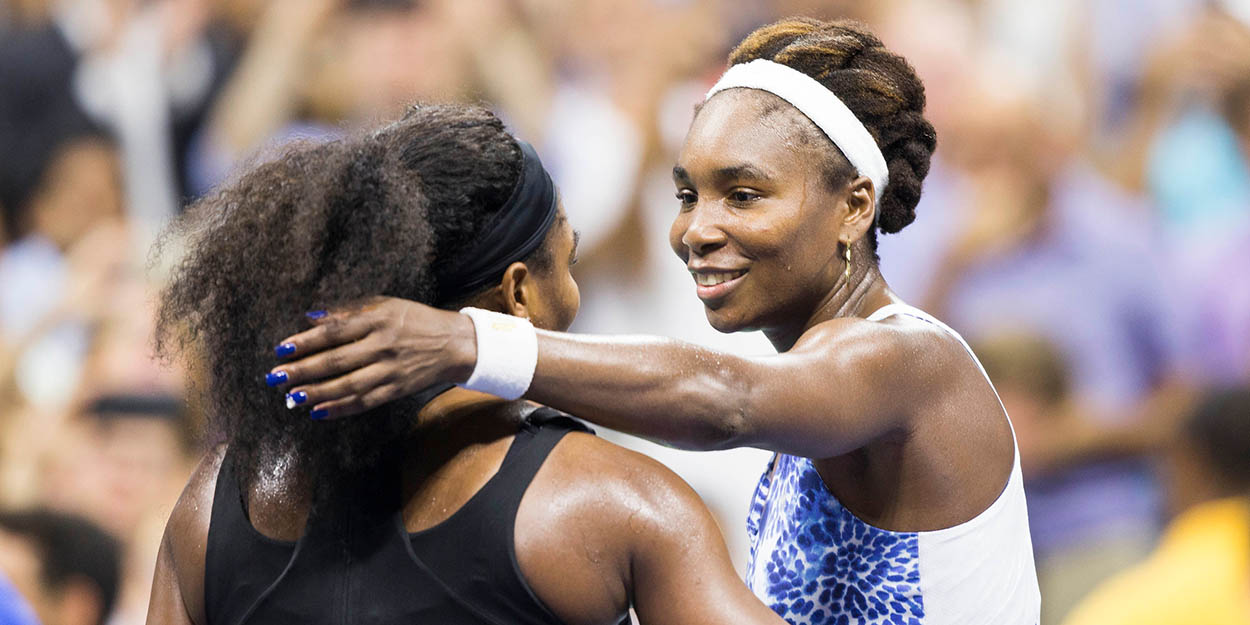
146, 395, 785, 625
145, 397, 787, 625
269, 90, 1015, 534
147, 216, 787, 625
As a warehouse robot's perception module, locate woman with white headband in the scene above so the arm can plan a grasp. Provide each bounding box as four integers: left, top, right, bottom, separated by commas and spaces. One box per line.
268, 18, 1040, 625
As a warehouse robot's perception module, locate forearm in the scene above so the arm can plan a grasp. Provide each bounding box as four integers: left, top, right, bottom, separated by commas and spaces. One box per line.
445, 311, 897, 456
523, 331, 755, 451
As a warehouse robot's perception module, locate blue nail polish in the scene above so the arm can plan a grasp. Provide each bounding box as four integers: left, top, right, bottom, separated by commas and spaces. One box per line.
275, 342, 297, 357
306, 310, 328, 320
310, 408, 329, 420
265, 371, 288, 387
285, 391, 308, 408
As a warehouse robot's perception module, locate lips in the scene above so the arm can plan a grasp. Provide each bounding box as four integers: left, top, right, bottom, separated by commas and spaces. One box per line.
690, 268, 748, 303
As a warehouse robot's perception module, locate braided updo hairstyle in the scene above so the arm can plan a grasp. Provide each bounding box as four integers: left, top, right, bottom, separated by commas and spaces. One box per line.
728, 18, 936, 248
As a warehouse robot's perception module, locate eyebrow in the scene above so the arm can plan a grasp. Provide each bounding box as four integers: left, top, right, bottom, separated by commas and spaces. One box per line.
672, 164, 773, 185
714, 164, 773, 183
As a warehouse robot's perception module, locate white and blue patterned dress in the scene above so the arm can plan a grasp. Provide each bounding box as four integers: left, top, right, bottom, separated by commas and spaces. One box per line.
744, 304, 1040, 625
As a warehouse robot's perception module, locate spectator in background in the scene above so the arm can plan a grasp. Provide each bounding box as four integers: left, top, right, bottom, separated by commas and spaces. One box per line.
0, 122, 122, 346
49, 395, 195, 541
1090, 6, 1250, 386
975, 332, 1193, 620
1062, 386, 1250, 625
0, 509, 121, 625
1110, 6, 1250, 239
976, 334, 1182, 480
39, 395, 196, 625
188, 0, 489, 195
0, 119, 127, 509
1, 0, 244, 250
1152, 10, 1250, 384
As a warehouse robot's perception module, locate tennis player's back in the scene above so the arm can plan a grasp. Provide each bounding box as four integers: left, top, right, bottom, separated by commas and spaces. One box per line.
154, 408, 786, 625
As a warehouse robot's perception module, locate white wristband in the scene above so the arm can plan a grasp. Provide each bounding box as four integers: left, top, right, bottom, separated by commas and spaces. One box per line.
457, 307, 538, 400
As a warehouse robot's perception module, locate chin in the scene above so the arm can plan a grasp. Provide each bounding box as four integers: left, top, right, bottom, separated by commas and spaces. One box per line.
703, 306, 750, 334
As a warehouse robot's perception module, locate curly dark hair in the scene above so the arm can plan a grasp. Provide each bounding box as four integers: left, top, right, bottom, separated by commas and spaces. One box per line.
155, 104, 545, 486
727, 17, 937, 249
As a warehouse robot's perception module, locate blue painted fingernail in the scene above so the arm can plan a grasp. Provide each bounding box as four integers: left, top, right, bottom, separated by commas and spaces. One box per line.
309, 408, 329, 420
306, 310, 328, 320
265, 371, 288, 386
275, 342, 296, 357
285, 391, 307, 408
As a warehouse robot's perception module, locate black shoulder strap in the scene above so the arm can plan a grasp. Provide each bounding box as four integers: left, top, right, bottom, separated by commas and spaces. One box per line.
520, 406, 594, 435
204, 449, 240, 623
486, 409, 589, 507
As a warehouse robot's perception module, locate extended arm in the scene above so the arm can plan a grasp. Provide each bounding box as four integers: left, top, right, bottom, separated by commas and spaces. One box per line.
522, 323, 922, 456
274, 298, 946, 458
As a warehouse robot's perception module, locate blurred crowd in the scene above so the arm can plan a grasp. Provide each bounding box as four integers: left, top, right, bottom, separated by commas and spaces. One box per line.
0, 0, 1247, 624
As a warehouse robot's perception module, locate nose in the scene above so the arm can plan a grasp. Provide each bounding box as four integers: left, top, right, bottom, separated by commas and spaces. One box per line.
678, 206, 728, 258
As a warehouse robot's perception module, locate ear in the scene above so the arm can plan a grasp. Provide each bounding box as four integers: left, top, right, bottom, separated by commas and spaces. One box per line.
497, 261, 536, 319
840, 175, 877, 243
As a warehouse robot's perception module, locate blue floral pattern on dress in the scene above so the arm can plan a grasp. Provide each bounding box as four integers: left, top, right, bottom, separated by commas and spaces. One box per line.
746, 454, 925, 625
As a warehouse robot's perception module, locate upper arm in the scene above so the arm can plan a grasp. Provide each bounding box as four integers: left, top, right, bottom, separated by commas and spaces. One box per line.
729, 317, 957, 458
516, 434, 785, 625
147, 532, 196, 625
623, 458, 787, 625
145, 447, 225, 625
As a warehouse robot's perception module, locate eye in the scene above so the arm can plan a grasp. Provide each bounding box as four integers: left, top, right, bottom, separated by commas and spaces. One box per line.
728, 189, 761, 204
675, 189, 697, 211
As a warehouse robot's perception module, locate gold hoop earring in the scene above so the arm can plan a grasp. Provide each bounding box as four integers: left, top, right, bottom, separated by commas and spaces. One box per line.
843, 242, 852, 282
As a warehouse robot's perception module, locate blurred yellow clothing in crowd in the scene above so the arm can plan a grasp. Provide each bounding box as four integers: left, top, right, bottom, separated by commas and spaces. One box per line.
1061, 497, 1250, 625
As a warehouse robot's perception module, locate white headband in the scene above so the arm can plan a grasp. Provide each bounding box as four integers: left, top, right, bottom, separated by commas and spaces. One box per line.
705, 59, 889, 196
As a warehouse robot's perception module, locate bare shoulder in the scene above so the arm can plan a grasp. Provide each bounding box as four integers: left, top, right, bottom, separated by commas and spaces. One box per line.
536, 431, 709, 528
161, 446, 227, 622
795, 310, 974, 390
789, 310, 1001, 445
167, 445, 226, 550
514, 431, 714, 625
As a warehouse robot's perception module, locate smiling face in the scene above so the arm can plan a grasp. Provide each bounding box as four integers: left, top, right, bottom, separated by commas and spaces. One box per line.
670, 89, 858, 337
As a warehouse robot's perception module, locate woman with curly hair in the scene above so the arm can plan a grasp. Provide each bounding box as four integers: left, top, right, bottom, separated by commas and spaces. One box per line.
271, 18, 1041, 625
145, 104, 789, 625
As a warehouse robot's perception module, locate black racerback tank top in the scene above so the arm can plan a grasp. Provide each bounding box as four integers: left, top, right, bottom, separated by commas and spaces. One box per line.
204, 409, 594, 625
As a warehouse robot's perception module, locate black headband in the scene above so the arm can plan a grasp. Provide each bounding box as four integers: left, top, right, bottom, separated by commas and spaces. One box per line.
435, 140, 559, 303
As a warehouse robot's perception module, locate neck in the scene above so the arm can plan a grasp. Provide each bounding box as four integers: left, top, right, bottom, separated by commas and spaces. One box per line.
763, 260, 897, 352
396, 389, 533, 490
412, 388, 528, 443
